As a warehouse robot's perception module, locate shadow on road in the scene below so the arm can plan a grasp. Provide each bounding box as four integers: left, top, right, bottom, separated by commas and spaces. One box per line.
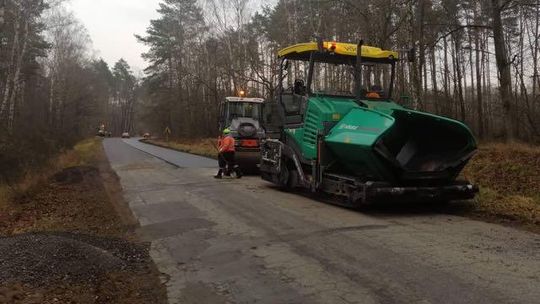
262, 183, 475, 218
355, 200, 475, 217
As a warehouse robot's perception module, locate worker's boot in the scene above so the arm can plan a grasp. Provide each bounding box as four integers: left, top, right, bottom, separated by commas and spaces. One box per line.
214, 169, 224, 179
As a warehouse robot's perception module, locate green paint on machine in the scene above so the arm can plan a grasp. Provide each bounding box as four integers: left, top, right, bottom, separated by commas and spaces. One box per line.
285, 94, 477, 183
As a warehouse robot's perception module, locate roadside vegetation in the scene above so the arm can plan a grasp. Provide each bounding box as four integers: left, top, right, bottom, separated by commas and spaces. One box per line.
0, 139, 99, 209
462, 143, 540, 230
0, 139, 102, 233
0, 138, 166, 304
0, 1, 141, 194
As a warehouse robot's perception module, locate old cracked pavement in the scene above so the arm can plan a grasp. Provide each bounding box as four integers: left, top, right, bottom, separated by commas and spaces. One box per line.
103, 138, 540, 304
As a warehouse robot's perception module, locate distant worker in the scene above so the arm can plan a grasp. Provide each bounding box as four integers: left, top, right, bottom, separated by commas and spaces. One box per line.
366, 85, 383, 99
366, 91, 381, 98
214, 128, 243, 179
293, 79, 306, 95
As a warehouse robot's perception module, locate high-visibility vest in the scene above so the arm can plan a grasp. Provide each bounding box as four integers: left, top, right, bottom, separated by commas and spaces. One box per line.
219, 136, 235, 152
366, 92, 381, 98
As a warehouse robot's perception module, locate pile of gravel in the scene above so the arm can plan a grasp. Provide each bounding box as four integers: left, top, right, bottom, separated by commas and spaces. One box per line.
0, 232, 149, 286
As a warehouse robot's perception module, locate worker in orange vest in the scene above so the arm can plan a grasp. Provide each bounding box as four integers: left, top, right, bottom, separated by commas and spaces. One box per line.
366, 85, 382, 99
215, 128, 243, 179
366, 91, 381, 98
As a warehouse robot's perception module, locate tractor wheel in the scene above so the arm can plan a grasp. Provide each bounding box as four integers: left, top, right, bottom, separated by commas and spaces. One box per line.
278, 162, 290, 190
278, 161, 298, 191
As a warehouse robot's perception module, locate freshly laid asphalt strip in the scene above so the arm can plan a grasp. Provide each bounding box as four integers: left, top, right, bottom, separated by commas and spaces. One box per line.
103, 138, 540, 304
122, 138, 217, 168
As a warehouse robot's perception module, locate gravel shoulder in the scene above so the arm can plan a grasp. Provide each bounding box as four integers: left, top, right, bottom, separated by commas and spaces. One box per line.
0, 138, 167, 304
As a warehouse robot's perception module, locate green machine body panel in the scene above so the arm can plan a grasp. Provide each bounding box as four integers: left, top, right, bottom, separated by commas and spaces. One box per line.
286, 95, 361, 160
284, 95, 477, 184
325, 107, 396, 180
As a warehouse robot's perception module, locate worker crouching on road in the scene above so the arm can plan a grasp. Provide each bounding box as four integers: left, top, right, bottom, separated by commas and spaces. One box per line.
215, 128, 243, 179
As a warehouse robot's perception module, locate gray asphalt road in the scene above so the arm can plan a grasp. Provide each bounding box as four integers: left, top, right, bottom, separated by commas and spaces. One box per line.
103, 138, 540, 304
122, 138, 216, 168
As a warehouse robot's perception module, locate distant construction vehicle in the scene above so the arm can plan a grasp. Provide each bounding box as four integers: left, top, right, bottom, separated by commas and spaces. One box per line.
261, 39, 478, 205
97, 124, 111, 137
218, 96, 265, 171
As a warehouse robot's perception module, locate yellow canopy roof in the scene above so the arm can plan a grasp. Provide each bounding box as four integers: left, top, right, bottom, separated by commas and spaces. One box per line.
278, 42, 399, 62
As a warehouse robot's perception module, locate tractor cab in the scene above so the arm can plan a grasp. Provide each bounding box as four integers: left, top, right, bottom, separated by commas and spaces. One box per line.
219, 97, 263, 131
273, 41, 400, 126
218, 97, 265, 171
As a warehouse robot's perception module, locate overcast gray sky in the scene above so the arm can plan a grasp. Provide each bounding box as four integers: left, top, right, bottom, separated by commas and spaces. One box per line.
67, 0, 162, 71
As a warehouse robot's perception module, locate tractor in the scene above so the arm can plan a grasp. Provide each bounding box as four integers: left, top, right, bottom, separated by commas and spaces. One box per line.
260, 39, 478, 205
218, 96, 265, 171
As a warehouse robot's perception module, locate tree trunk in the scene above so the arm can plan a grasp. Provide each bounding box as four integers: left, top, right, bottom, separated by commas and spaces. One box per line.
412, 0, 426, 110
7, 18, 29, 133
451, 33, 466, 121
430, 47, 439, 114
443, 36, 450, 115
1, 9, 21, 121
475, 27, 484, 138
491, 0, 514, 140
531, 0, 539, 126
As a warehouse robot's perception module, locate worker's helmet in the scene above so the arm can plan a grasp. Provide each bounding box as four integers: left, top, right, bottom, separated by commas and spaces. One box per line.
223, 128, 231, 135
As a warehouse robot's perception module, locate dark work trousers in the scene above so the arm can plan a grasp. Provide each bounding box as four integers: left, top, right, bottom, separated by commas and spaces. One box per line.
217, 151, 236, 176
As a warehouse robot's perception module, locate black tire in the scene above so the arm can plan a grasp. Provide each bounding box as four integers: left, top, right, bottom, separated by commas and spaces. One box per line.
278, 162, 290, 190
278, 160, 299, 191
238, 123, 257, 137
234, 166, 243, 179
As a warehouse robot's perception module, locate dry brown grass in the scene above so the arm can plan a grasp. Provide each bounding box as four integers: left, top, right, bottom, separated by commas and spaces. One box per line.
56, 137, 101, 168
145, 138, 217, 159
462, 142, 540, 228
0, 138, 101, 203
